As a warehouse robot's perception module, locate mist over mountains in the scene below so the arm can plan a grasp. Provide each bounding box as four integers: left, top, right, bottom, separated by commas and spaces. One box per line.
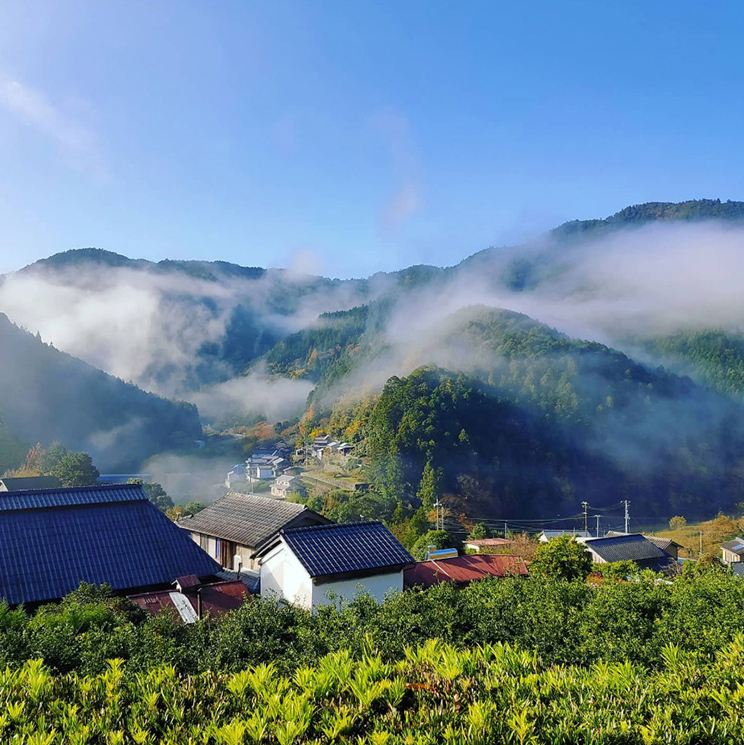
4, 198, 744, 517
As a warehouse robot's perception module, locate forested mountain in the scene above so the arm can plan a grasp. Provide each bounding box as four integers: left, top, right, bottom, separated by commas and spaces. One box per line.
5, 198, 744, 518
317, 309, 744, 520
0, 314, 201, 471
634, 330, 744, 398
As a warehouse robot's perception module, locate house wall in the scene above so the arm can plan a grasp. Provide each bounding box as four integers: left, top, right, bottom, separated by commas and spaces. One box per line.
191, 532, 218, 559
191, 532, 259, 572
311, 570, 404, 608
722, 548, 742, 564
586, 549, 607, 564
260, 543, 313, 609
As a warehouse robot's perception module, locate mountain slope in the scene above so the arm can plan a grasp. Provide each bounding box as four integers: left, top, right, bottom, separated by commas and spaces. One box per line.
0, 314, 201, 470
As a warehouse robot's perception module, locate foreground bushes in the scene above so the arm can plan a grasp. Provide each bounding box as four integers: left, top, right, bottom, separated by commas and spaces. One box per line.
3, 572, 744, 676
3, 636, 744, 744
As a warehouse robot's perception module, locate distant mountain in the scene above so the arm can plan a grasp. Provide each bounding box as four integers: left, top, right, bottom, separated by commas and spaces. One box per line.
0, 314, 201, 471
5, 197, 744, 512
551, 198, 744, 242
320, 308, 744, 520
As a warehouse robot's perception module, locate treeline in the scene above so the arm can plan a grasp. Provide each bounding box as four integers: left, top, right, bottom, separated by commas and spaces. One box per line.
2, 572, 744, 677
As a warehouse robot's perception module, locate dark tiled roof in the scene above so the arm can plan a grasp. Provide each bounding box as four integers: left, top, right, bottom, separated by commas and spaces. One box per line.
405, 554, 528, 589
181, 492, 327, 549
0, 476, 61, 492
583, 534, 669, 564
281, 521, 413, 579
0, 484, 220, 605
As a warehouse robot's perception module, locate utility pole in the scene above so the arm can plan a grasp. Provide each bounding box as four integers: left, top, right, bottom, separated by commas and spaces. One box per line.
699, 531, 703, 557
594, 514, 600, 538
433, 500, 442, 531
623, 500, 630, 534
581, 501, 589, 534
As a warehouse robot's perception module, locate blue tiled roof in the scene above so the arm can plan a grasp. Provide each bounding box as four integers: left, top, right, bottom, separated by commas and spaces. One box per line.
281, 521, 413, 579
0, 484, 220, 605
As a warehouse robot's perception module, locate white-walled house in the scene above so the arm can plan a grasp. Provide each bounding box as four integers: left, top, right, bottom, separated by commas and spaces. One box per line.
257, 521, 414, 610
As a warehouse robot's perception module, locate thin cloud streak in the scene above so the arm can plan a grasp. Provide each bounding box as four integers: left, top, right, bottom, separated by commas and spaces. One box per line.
0, 76, 111, 182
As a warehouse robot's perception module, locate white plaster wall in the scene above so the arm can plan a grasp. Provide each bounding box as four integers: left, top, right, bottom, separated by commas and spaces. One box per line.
311, 570, 403, 609
260, 543, 313, 609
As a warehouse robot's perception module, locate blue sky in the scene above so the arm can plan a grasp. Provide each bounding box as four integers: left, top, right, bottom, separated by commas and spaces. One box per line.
0, 1, 742, 278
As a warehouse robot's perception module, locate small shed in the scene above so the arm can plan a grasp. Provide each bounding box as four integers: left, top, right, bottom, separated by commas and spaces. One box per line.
257, 521, 413, 610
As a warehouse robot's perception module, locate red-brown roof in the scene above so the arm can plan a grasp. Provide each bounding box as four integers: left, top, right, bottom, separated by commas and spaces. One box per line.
404, 554, 528, 589
128, 579, 250, 621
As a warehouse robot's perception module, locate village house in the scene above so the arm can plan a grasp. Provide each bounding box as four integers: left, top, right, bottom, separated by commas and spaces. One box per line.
180, 492, 330, 573
224, 463, 248, 489
720, 537, 744, 566
271, 474, 298, 499
606, 531, 683, 562
644, 536, 682, 561
256, 521, 413, 610
404, 554, 528, 589
0, 483, 221, 607
580, 533, 670, 570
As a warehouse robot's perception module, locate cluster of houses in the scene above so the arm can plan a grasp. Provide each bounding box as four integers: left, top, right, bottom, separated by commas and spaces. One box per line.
4, 475, 744, 621
306, 435, 354, 461
0, 480, 529, 617
225, 441, 291, 489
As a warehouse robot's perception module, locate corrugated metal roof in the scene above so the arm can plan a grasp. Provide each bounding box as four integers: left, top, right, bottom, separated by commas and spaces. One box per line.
0, 484, 220, 605
405, 554, 528, 588
128, 579, 250, 621
181, 492, 327, 549
282, 521, 413, 579
583, 534, 669, 563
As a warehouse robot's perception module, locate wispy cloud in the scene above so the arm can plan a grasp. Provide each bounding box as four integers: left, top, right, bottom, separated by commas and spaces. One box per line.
371, 109, 423, 235
0, 76, 110, 181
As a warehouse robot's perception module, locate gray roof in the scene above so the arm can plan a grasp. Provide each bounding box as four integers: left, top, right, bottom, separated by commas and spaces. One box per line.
181, 492, 327, 550
0, 476, 61, 492
540, 529, 591, 539
583, 534, 669, 564
721, 538, 744, 555
645, 535, 682, 553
